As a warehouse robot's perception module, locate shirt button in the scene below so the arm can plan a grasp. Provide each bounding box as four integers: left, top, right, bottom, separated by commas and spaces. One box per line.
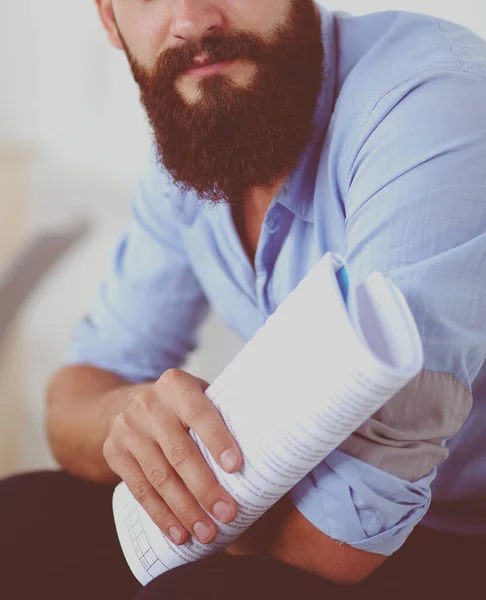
265, 207, 280, 232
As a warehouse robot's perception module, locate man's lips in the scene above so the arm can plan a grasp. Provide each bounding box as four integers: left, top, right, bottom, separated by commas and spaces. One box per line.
183, 56, 237, 78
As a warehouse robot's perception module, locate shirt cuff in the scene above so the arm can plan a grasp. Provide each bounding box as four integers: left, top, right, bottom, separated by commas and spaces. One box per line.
66, 289, 185, 384
289, 449, 434, 556
67, 315, 162, 383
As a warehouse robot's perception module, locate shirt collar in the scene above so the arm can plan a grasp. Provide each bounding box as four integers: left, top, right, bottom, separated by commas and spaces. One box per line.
276, 3, 337, 223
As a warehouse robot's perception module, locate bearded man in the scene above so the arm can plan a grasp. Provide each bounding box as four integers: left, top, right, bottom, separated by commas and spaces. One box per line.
2, 1, 486, 599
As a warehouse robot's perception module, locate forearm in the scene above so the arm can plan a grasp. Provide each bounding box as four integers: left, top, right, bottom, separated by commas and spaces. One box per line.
46, 365, 151, 483
225, 494, 386, 584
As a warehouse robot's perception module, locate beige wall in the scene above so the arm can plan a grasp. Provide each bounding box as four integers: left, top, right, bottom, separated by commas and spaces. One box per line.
0, 151, 29, 476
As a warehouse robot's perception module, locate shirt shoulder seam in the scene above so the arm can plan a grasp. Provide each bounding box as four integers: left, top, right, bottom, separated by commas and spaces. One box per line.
435, 17, 486, 80
366, 63, 486, 115
339, 63, 486, 195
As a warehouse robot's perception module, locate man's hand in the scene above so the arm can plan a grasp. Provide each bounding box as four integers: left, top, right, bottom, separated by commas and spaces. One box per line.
103, 368, 243, 546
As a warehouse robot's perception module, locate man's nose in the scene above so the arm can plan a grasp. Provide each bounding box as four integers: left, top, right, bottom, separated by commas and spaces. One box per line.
170, 0, 225, 43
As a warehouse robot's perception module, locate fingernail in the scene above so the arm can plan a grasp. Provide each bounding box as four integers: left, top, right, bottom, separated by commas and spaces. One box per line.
220, 449, 238, 472
213, 500, 233, 523
169, 526, 185, 545
193, 521, 212, 542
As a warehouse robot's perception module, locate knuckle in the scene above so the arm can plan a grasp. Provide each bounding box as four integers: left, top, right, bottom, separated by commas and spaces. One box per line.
113, 412, 132, 435
133, 391, 157, 414
102, 438, 116, 461
184, 402, 211, 424
192, 483, 212, 504
151, 510, 169, 530
175, 503, 193, 521
160, 368, 185, 387
112, 412, 124, 431
169, 443, 191, 467
150, 467, 171, 490
131, 482, 150, 504
140, 453, 154, 473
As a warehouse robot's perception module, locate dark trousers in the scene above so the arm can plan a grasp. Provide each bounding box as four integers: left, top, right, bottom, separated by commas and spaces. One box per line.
1, 471, 484, 600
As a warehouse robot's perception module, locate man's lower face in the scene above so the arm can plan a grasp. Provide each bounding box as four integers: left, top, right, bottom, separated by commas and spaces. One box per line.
125, 0, 324, 207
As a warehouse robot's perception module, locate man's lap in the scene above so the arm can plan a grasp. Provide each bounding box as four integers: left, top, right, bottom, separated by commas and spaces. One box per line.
0, 471, 140, 600
1, 471, 484, 600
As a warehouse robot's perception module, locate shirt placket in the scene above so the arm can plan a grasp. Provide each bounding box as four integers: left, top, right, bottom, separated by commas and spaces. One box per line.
254, 203, 286, 317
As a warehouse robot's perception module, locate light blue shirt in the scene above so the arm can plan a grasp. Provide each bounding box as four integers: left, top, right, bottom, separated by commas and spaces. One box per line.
68, 5, 486, 555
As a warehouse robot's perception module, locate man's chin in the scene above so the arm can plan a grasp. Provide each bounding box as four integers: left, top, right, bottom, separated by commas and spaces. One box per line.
176, 71, 256, 110
174, 81, 204, 107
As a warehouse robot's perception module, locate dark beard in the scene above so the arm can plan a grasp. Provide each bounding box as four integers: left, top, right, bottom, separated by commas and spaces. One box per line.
123, 0, 324, 206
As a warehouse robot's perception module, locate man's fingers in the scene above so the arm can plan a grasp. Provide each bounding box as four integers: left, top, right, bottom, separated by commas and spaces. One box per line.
103, 443, 189, 546
152, 417, 239, 526
129, 382, 240, 526
125, 432, 220, 544
158, 369, 244, 473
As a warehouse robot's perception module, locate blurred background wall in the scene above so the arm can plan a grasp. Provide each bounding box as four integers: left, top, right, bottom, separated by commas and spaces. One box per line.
0, 0, 485, 477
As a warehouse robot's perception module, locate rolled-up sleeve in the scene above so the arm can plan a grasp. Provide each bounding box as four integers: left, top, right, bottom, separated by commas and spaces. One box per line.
291, 67, 486, 555
67, 156, 209, 383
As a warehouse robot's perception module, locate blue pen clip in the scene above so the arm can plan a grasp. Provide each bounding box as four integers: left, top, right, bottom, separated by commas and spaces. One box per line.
332, 253, 349, 306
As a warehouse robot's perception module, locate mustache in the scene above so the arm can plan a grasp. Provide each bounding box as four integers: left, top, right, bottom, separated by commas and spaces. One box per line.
154, 30, 276, 82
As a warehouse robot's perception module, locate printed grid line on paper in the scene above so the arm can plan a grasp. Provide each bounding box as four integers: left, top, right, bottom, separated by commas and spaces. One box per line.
124, 503, 169, 578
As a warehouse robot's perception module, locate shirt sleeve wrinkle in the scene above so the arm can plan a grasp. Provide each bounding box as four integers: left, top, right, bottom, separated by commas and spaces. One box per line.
290, 450, 434, 555
293, 67, 486, 556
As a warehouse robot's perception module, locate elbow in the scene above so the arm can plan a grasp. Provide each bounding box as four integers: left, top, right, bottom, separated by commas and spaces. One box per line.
45, 388, 80, 477
44, 368, 96, 479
